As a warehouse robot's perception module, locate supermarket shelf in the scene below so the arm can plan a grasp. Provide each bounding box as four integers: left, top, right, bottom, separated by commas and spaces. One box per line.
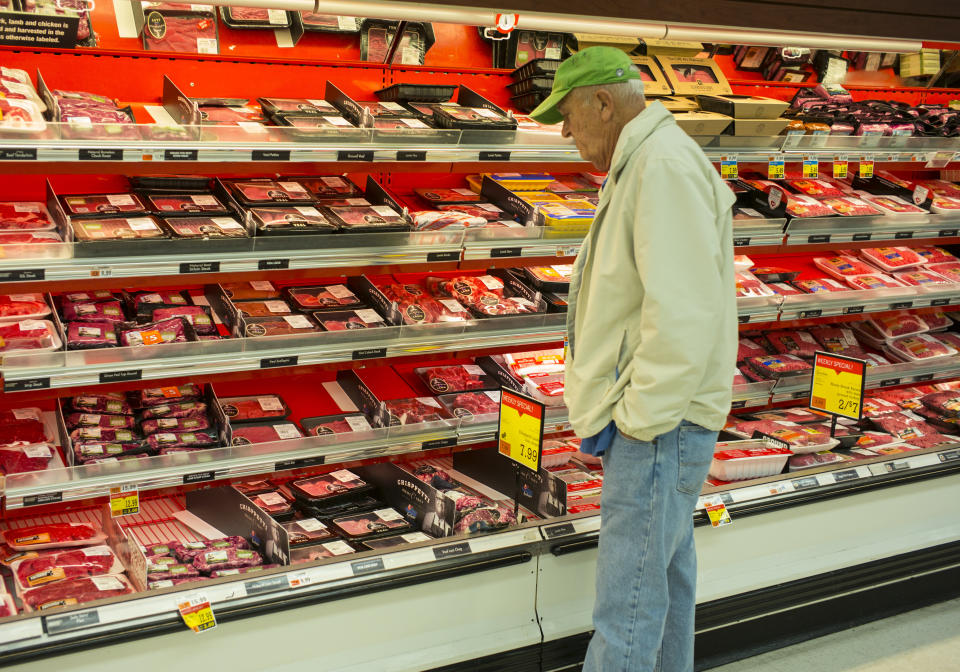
730, 381, 776, 409
777, 284, 960, 322
3, 408, 573, 508
461, 229, 582, 260
784, 213, 960, 246
0, 314, 567, 392
737, 296, 782, 324
733, 218, 787, 248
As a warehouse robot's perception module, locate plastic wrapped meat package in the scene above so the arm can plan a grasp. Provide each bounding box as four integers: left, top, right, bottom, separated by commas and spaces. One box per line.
764, 330, 820, 359
792, 277, 850, 294
289, 469, 373, 503
286, 284, 361, 311
0, 231, 64, 254
745, 407, 830, 424
866, 312, 929, 339
283, 518, 336, 547
744, 354, 812, 379
165, 217, 249, 240
504, 349, 564, 377
243, 315, 322, 337
21, 574, 133, 611
819, 197, 882, 217
735, 271, 774, 298
414, 188, 483, 206
858, 247, 924, 273
249, 207, 339, 235
119, 317, 194, 346
141, 415, 210, 435
785, 194, 835, 219
3, 522, 107, 551
0, 293, 50, 322
788, 450, 850, 471
787, 179, 846, 198
411, 211, 487, 230
814, 255, 879, 279
709, 442, 792, 480
219, 394, 289, 423
769, 282, 804, 296
857, 193, 928, 217
220, 281, 281, 301
288, 175, 362, 199
225, 180, 313, 205
234, 300, 294, 318
382, 397, 450, 426
11, 545, 123, 590
140, 401, 207, 420
844, 273, 906, 291
426, 274, 541, 317
141, 6, 218, 54
150, 306, 215, 335
930, 196, 960, 215
447, 489, 518, 534
524, 372, 565, 405
889, 270, 951, 287
230, 421, 302, 445
146, 193, 227, 215
886, 333, 957, 362
61, 194, 147, 217
737, 337, 768, 363
809, 326, 866, 357
250, 491, 294, 520
0, 442, 57, 474
134, 382, 202, 407
438, 391, 501, 422
314, 309, 387, 331
0, 203, 55, 231
192, 547, 263, 574
0, 319, 62, 355
331, 508, 412, 540
62, 298, 124, 322
326, 204, 409, 232
437, 203, 505, 222
66, 411, 136, 430
863, 396, 904, 417
72, 217, 168, 241
541, 439, 578, 468
375, 281, 469, 325
922, 312, 952, 331
260, 99, 339, 116
145, 430, 218, 451
415, 363, 497, 394
301, 413, 373, 436
915, 247, 959, 265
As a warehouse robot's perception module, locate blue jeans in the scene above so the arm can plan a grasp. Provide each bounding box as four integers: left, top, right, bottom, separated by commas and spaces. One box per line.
583, 420, 716, 672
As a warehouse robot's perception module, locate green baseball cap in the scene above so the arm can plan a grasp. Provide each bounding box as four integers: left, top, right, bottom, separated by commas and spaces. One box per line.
530, 46, 643, 125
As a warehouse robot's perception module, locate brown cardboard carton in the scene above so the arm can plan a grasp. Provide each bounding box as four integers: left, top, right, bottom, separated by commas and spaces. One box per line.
656, 56, 732, 96
673, 111, 732, 136
631, 56, 672, 96
697, 95, 789, 120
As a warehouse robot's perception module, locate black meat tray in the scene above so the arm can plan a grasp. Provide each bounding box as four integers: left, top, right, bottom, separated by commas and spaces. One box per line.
512, 58, 562, 81
507, 76, 554, 96
374, 84, 457, 103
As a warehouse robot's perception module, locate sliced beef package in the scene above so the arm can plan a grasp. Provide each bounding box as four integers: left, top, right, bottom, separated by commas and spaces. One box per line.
164, 216, 249, 240
301, 413, 373, 436
285, 284, 361, 310
72, 217, 168, 241
22, 575, 132, 611
118, 317, 195, 347
331, 508, 412, 540
219, 395, 290, 423
224, 179, 313, 206
145, 193, 228, 216
249, 206, 339, 235
230, 420, 302, 445
12, 546, 122, 590
242, 315, 323, 337
0, 202, 55, 231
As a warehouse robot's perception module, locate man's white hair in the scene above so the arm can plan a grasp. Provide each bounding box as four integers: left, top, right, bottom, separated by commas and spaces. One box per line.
566, 78, 645, 109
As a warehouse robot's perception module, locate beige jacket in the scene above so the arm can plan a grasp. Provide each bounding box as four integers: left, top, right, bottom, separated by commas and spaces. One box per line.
564, 101, 737, 441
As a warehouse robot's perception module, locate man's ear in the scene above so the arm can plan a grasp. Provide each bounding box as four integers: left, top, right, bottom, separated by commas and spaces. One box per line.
596, 88, 615, 122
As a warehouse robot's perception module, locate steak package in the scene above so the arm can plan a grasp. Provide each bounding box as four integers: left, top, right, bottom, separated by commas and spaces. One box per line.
219, 395, 290, 423
150, 306, 216, 335
381, 397, 450, 426
172, 536, 249, 562
0, 319, 61, 354
313, 309, 388, 331
0, 443, 55, 474
140, 401, 207, 420
224, 179, 313, 205
411, 211, 488, 230
220, 281, 281, 301
72, 217, 168, 241
3, 522, 106, 551
65, 413, 136, 430
66, 321, 119, 349
301, 413, 373, 436
233, 300, 294, 318
70, 394, 132, 415
330, 508, 412, 540
69, 426, 140, 442
145, 562, 201, 582
325, 204, 410, 232
164, 216, 249, 240
145, 430, 218, 451
61, 193, 147, 217
73, 441, 147, 464
414, 188, 483, 206
0, 202, 55, 231
286, 175, 363, 199
141, 6, 219, 54
375, 281, 469, 325
249, 206, 339, 235
448, 490, 518, 535
414, 363, 498, 394
11, 545, 122, 590
282, 518, 337, 546
289, 469, 373, 503
62, 298, 125, 322
145, 193, 228, 215
192, 547, 263, 573
426, 274, 542, 318
260, 98, 339, 117
285, 284, 361, 310
118, 317, 195, 346
438, 390, 501, 421
22, 575, 133, 611
230, 421, 303, 445
0, 293, 50, 322
242, 315, 322, 337
134, 382, 202, 407
250, 491, 295, 520
221, 6, 291, 28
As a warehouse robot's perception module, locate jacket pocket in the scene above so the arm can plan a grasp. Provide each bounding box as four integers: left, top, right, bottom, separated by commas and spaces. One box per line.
677, 423, 716, 496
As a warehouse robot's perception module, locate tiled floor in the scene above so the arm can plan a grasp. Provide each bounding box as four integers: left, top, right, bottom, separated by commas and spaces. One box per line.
710, 598, 960, 671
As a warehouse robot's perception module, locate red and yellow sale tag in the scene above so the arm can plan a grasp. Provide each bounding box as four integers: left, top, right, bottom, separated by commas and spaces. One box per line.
498, 389, 545, 472
109, 484, 139, 517
809, 352, 866, 421
178, 595, 216, 633
703, 497, 732, 528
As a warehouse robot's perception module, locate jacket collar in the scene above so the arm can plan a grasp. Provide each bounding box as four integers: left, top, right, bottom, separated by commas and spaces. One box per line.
600, 101, 674, 203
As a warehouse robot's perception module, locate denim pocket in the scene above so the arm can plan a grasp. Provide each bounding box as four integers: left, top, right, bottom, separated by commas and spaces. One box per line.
677, 423, 717, 495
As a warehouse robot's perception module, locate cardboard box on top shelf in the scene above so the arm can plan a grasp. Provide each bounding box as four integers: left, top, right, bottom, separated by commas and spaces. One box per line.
570, 33, 642, 54
697, 95, 789, 120
899, 49, 941, 78
659, 96, 699, 112
631, 56, 672, 96
673, 111, 733, 136
656, 56, 732, 96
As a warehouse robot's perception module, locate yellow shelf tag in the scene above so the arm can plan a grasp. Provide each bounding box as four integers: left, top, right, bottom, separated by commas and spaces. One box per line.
109, 484, 139, 517
802, 156, 819, 179
178, 594, 216, 633
809, 352, 866, 421
497, 388, 545, 472
720, 156, 738, 180
833, 155, 848, 179
859, 159, 874, 179
767, 157, 785, 180
703, 496, 732, 527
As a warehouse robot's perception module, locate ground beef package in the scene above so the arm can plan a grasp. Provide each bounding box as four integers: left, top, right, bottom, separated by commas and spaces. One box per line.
845, 273, 905, 291
859, 246, 924, 272
887, 333, 957, 361
813, 255, 878, 279
764, 330, 820, 358
893, 270, 953, 287
745, 354, 813, 379
866, 312, 929, 339
791, 277, 850, 294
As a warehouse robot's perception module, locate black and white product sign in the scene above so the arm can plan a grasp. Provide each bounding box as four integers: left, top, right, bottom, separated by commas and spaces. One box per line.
0, 12, 79, 48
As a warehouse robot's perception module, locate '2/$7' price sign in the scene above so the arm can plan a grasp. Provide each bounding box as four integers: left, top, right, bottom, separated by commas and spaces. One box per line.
498, 388, 545, 472
809, 352, 866, 421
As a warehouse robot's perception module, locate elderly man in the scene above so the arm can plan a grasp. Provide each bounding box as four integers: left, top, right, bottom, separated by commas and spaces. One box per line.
530, 47, 737, 672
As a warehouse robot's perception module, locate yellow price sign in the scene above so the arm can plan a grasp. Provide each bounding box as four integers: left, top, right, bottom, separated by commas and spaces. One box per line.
497, 388, 545, 472
809, 352, 866, 421
859, 159, 874, 179
178, 595, 216, 633
109, 484, 139, 517
702, 496, 732, 528
767, 157, 785, 180
833, 155, 848, 179
719, 156, 738, 180
802, 157, 819, 179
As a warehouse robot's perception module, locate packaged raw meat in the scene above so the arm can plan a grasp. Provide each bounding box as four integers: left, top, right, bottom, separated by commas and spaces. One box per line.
523, 265, 572, 292
141, 401, 207, 420
788, 451, 849, 471
923, 312, 952, 331
134, 382, 202, 407
745, 354, 812, 379
219, 395, 289, 423
382, 397, 450, 426
72, 217, 168, 241
145, 430, 218, 451
375, 282, 468, 325
745, 407, 830, 424
0, 293, 50, 322
414, 364, 497, 394
926, 263, 960, 283
171, 537, 249, 563
313, 309, 387, 331
866, 312, 929, 339
289, 469, 373, 503
901, 432, 959, 449
250, 491, 295, 520
233, 300, 294, 318
220, 281, 281, 301
449, 491, 518, 534
915, 247, 959, 265
931, 196, 960, 215
293, 540, 357, 562
814, 255, 879, 279
414, 188, 484, 206
785, 194, 835, 218
769, 282, 804, 296
0, 443, 55, 474
146, 562, 201, 582
230, 421, 302, 445
243, 315, 322, 337
791, 277, 851, 294
845, 273, 905, 291
302, 413, 373, 436
208, 565, 278, 578
410, 464, 459, 490
0, 319, 61, 354
819, 196, 882, 217
733, 369, 749, 386
0, 203, 55, 231
325, 204, 410, 232
249, 206, 339, 235
70, 394, 132, 415
709, 443, 793, 480
734, 255, 754, 272
65, 412, 136, 431
164, 216, 249, 239
129, 290, 189, 310
331, 508, 412, 540
887, 333, 957, 361
437, 390, 501, 422
141, 6, 218, 54
63, 290, 115, 303
11, 545, 122, 589
887, 270, 950, 287
282, 518, 337, 546
504, 349, 564, 377
437, 203, 505, 222
22, 575, 133, 611
61, 193, 147, 217
62, 298, 124, 322
150, 306, 216, 335
286, 175, 362, 199
225, 180, 313, 205
66, 321, 118, 349
285, 284, 361, 310
935, 331, 960, 351
863, 396, 905, 417
70, 425, 140, 443
360, 532, 433, 551
4, 522, 106, 551
192, 546, 263, 574
859, 247, 925, 273
196, 104, 263, 125
857, 193, 928, 216
787, 179, 846, 198
260, 99, 339, 116
920, 390, 960, 418
73, 441, 147, 464
146, 193, 227, 215
809, 326, 862, 354
118, 317, 194, 346
765, 330, 821, 358
411, 211, 488, 230
525, 373, 564, 405
141, 416, 210, 435
0, 231, 63, 252
735, 271, 775, 298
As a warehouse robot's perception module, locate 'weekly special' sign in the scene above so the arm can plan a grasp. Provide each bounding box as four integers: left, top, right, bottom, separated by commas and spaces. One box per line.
809, 352, 866, 421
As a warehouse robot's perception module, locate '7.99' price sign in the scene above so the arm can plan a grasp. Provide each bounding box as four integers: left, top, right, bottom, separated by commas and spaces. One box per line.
809, 352, 866, 421
498, 388, 545, 472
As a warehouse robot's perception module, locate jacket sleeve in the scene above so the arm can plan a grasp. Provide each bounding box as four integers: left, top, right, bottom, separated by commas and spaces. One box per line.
612, 158, 732, 440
